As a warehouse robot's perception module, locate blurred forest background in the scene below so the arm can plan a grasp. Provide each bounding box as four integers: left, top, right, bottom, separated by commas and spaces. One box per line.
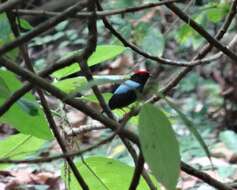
0, 0, 237, 189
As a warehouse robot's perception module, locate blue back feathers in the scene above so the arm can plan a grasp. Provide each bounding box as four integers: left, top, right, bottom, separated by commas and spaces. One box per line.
114, 80, 140, 94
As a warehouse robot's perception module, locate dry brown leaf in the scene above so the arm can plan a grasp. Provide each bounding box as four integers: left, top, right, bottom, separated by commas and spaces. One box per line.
108, 55, 133, 75
212, 143, 237, 163
132, 8, 159, 26
4, 170, 59, 190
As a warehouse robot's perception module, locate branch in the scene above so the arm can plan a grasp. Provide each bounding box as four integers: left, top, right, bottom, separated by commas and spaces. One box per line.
0, 0, 87, 56
1, 0, 229, 116
0, 58, 139, 142
13, 0, 182, 18
0, 1, 235, 189
0, 133, 116, 164
129, 153, 145, 190
165, 2, 237, 62
0, 39, 232, 190
76, 2, 155, 188
0, 51, 85, 116
181, 162, 232, 190
96, 0, 237, 122
6, 11, 89, 190
0, 0, 24, 14
39, 93, 90, 190
97, 1, 219, 67
154, 0, 237, 100
78, 0, 114, 118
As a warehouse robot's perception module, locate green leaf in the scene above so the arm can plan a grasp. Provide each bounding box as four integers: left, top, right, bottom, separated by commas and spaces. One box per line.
0, 134, 46, 169
0, 75, 11, 98
207, 8, 223, 23
206, 3, 230, 23
52, 45, 127, 79
61, 156, 160, 190
54, 77, 87, 94
175, 13, 206, 49
163, 97, 213, 168
55, 20, 69, 31
0, 13, 19, 60
19, 18, 33, 30
81, 92, 112, 104
141, 27, 165, 56
0, 14, 12, 42
219, 130, 237, 153
54, 75, 125, 94
133, 22, 150, 43
17, 98, 39, 116
0, 69, 53, 140
139, 104, 180, 190
114, 0, 135, 8
176, 24, 193, 44
114, 106, 139, 125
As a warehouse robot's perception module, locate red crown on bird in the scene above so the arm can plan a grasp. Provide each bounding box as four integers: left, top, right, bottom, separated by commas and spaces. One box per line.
133, 70, 150, 75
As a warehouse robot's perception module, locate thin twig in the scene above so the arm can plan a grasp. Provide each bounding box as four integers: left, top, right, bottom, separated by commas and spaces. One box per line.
0, 57, 232, 190
6, 11, 89, 190
0, 51, 85, 116
0, 0, 24, 14
0, 0, 235, 189
0, 0, 87, 57
97, 1, 219, 67
13, 0, 182, 18
153, 0, 237, 101
78, 0, 114, 118
0, 133, 115, 164
181, 162, 232, 190
165, 2, 237, 62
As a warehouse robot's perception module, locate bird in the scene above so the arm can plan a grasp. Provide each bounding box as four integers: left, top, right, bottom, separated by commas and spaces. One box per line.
108, 70, 150, 110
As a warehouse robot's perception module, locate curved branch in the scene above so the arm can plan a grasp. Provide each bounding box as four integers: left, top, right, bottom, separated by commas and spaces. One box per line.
129, 153, 145, 190
79, 0, 114, 118
97, 1, 219, 67
13, 0, 181, 18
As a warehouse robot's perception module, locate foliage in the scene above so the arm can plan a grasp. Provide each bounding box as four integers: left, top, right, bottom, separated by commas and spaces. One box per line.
0, 134, 46, 169
62, 156, 160, 190
0, 14, 19, 60
0, 69, 52, 139
139, 104, 180, 190
0, 0, 236, 189
175, 2, 230, 49
52, 45, 127, 79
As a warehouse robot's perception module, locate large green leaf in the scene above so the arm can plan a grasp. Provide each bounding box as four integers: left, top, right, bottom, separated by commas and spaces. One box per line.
0, 69, 53, 140
0, 134, 46, 169
62, 156, 160, 190
139, 104, 180, 190
52, 45, 127, 79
